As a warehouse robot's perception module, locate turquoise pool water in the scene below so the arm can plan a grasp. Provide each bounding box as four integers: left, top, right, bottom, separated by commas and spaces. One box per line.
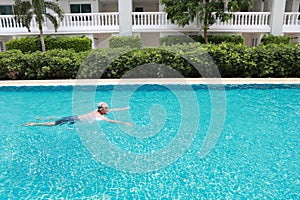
0, 84, 299, 199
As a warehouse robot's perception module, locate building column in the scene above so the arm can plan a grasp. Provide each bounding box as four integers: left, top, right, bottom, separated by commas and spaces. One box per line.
291, 0, 300, 12
224, 0, 229, 11
118, 0, 132, 36
260, 0, 265, 11
159, 3, 165, 12
85, 34, 95, 49
270, 0, 286, 36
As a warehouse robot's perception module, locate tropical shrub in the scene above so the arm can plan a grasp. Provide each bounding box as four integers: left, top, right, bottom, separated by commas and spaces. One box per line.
260, 34, 290, 45
189, 34, 244, 45
159, 35, 196, 46
0, 43, 299, 79
0, 49, 88, 79
109, 36, 142, 49
5, 36, 92, 53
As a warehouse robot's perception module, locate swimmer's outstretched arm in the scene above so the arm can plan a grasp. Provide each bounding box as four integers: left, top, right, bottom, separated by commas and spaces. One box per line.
110, 106, 130, 112
103, 117, 132, 126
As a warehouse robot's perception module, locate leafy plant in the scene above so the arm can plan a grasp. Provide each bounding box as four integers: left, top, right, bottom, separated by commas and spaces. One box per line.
260, 35, 290, 45
160, 0, 253, 43
109, 36, 142, 49
6, 36, 92, 53
13, 0, 64, 52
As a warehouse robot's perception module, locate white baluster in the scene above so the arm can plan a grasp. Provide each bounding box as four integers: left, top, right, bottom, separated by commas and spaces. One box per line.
151, 14, 153, 25
96, 14, 99, 26
292, 14, 295, 25
63, 15, 67, 27
7, 17, 11, 28
228, 14, 232, 25
4, 17, 7, 28
132, 13, 134, 26
139, 14, 142, 25
68, 15, 71, 27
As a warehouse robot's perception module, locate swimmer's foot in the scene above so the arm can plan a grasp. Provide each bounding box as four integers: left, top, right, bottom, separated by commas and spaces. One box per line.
24, 122, 35, 126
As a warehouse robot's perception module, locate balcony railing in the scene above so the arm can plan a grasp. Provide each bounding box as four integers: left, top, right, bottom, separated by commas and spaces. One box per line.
60, 13, 119, 32
211, 12, 271, 32
132, 12, 198, 32
283, 12, 300, 32
0, 12, 299, 35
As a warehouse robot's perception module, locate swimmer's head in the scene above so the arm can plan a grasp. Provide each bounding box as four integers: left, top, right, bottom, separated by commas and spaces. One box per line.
98, 102, 109, 112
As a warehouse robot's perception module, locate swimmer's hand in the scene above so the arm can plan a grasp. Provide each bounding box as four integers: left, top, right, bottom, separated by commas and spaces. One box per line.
123, 122, 132, 126
123, 106, 130, 110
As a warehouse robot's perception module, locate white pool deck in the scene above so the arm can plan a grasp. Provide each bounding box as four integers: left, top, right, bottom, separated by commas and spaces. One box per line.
0, 78, 299, 86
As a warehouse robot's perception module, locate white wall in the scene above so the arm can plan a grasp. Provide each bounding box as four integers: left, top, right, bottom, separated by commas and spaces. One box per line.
98, 1, 118, 12
0, 1, 14, 5
93, 33, 111, 48
286, 0, 300, 11
141, 32, 160, 47
242, 33, 263, 46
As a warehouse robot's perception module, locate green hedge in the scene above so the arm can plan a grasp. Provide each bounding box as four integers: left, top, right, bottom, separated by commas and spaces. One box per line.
0, 49, 88, 79
159, 35, 195, 46
160, 34, 244, 46
260, 34, 290, 45
1, 43, 299, 79
109, 36, 142, 49
206, 43, 300, 77
5, 36, 92, 53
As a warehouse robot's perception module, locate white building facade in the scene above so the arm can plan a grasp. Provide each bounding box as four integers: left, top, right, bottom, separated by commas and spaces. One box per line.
0, 0, 299, 50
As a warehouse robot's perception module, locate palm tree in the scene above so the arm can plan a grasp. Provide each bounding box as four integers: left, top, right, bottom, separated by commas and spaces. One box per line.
14, 0, 64, 52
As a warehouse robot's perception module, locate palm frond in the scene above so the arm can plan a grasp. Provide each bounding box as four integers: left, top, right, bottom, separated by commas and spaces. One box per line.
44, 1, 64, 20
44, 13, 59, 31
14, 0, 33, 31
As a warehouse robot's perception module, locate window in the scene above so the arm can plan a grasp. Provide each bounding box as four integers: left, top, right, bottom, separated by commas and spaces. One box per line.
0, 5, 13, 15
135, 7, 144, 12
1, 5, 14, 28
70, 4, 91, 13
70, 4, 91, 21
251, 37, 258, 47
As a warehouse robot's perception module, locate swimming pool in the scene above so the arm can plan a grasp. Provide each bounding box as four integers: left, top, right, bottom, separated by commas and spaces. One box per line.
0, 83, 299, 199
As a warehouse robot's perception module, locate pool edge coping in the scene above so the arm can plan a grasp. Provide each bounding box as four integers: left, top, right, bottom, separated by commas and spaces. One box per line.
0, 78, 300, 86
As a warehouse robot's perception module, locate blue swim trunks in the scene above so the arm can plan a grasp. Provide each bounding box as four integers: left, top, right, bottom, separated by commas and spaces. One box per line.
54, 116, 79, 125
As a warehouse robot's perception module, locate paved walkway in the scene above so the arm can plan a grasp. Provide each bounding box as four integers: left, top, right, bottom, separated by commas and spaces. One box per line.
0, 78, 299, 86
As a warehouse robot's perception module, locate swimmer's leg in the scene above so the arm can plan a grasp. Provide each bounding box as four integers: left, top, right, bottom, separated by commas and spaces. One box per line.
24, 122, 56, 126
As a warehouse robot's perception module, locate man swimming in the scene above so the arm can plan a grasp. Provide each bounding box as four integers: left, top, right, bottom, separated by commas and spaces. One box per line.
24, 102, 132, 126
